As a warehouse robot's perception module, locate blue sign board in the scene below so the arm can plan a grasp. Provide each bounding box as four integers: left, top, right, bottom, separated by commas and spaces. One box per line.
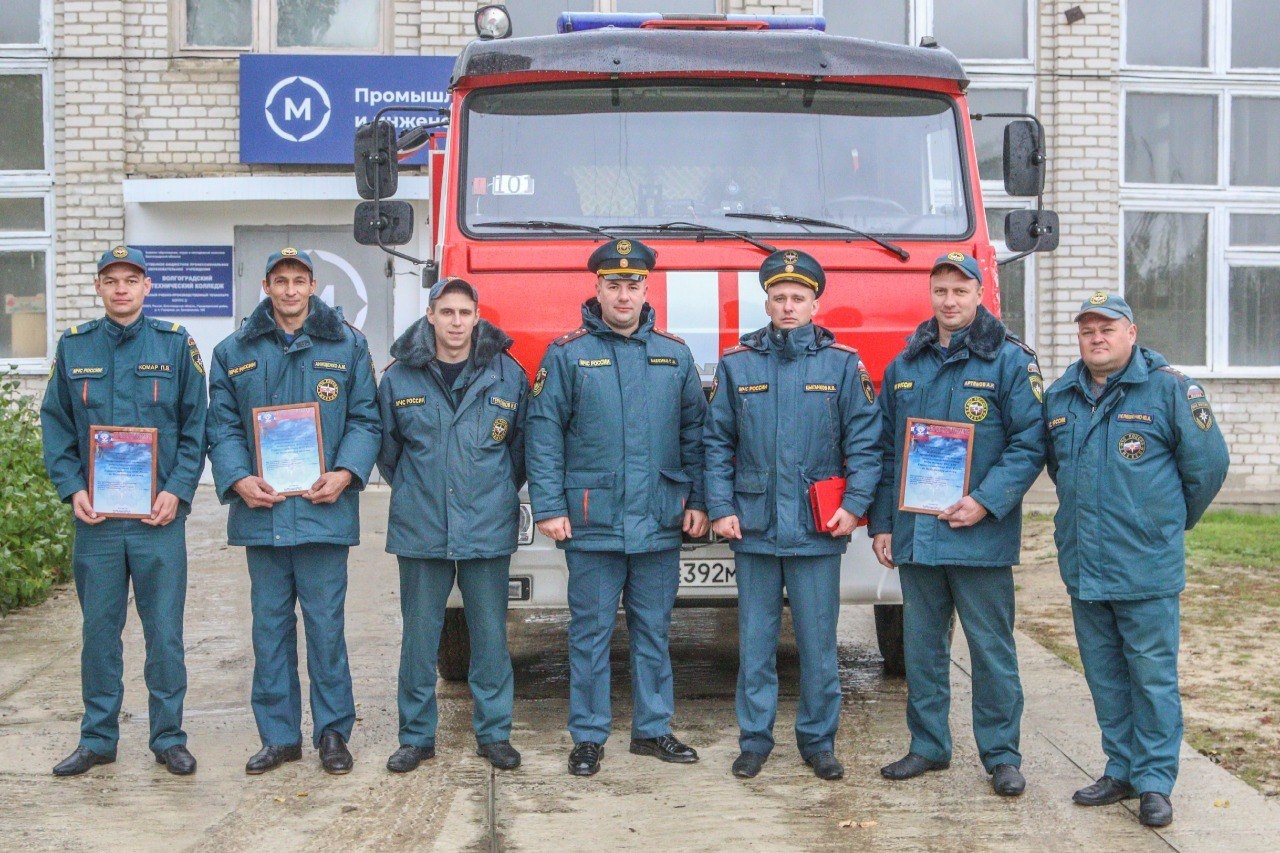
139, 246, 234, 317
239, 54, 455, 165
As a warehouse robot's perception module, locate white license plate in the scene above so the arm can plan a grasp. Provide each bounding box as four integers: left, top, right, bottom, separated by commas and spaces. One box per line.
679, 559, 737, 587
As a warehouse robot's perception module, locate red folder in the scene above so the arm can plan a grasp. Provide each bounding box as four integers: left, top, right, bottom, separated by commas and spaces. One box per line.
809, 476, 868, 533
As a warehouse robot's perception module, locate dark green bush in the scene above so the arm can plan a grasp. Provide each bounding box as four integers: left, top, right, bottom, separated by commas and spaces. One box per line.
0, 372, 73, 614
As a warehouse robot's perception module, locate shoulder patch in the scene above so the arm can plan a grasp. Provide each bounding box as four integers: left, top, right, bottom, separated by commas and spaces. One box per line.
653, 327, 686, 344
552, 327, 589, 347
66, 320, 98, 337
187, 336, 205, 375
1158, 365, 1188, 381
383, 358, 398, 372
343, 320, 368, 340
829, 342, 859, 356
1004, 333, 1037, 358
722, 345, 753, 357
503, 349, 529, 377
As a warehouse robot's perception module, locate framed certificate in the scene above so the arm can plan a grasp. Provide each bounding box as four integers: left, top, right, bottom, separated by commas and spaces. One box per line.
88, 426, 158, 518
899, 417, 975, 515
253, 403, 326, 497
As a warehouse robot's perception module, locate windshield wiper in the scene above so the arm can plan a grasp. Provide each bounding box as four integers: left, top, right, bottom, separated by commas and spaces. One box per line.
624, 221, 776, 254
475, 220, 616, 237
725, 212, 909, 262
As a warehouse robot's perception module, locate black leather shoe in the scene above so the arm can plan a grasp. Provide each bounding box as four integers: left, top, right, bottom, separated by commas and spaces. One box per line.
880, 752, 950, 780
1073, 775, 1136, 806
319, 730, 353, 775
805, 751, 844, 780
477, 741, 521, 770
568, 741, 603, 776
386, 744, 435, 773
731, 750, 768, 779
52, 746, 115, 777
990, 763, 1025, 796
630, 734, 698, 764
155, 745, 197, 776
245, 743, 303, 775
1139, 792, 1173, 827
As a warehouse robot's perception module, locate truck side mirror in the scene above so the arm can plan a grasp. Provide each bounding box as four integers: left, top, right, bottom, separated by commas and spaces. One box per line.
1003, 119, 1045, 197
355, 120, 399, 200
354, 201, 414, 246
1004, 209, 1059, 253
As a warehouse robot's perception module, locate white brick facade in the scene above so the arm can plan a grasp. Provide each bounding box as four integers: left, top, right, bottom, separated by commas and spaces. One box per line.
27, 1, 1276, 492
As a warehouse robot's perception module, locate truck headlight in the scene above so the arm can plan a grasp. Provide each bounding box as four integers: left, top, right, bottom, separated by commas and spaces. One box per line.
475, 5, 513, 40
518, 502, 534, 545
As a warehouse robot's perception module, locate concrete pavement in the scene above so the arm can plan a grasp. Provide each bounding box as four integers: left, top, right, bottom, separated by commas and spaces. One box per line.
0, 486, 1275, 851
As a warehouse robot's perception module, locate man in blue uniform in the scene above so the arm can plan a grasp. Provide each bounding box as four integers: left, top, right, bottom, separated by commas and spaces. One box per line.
377, 277, 528, 774
206, 248, 380, 775
526, 238, 708, 776
870, 252, 1045, 796
704, 249, 882, 781
1046, 292, 1228, 827
41, 245, 207, 777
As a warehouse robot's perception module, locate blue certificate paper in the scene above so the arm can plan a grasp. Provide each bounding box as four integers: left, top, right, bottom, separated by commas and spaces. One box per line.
899, 418, 974, 514
254, 403, 325, 496
89, 426, 158, 518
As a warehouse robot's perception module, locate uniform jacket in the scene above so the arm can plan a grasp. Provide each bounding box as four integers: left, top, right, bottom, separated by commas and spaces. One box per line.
868, 306, 1046, 567
1046, 346, 1229, 600
526, 299, 706, 554
206, 296, 380, 547
377, 317, 528, 560
41, 315, 208, 513
704, 322, 882, 556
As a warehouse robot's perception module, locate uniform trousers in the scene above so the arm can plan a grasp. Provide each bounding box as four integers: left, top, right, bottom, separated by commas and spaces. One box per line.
735, 552, 842, 759
396, 556, 514, 748
900, 562, 1023, 771
73, 517, 188, 754
1071, 594, 1181, 795
564, 548, 680, 744
246, 544, 354, 748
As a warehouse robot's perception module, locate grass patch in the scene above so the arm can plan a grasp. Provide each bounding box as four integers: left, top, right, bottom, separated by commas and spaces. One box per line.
1187, 510, 1280, 570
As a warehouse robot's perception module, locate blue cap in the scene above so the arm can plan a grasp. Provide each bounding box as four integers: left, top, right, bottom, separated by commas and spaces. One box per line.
931, 251, 982, 285
588, 238, 655, 277
429, 277, 480, 304
264, 247, 314, 277
1074, 291, 1135, 323
759, 249, 826, 296
97, 245, 147, 275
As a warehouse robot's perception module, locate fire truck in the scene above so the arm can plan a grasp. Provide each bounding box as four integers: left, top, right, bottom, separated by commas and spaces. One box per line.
353, 8, 1058, 680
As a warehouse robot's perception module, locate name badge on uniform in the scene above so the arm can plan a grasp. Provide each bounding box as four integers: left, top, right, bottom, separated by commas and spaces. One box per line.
963, 379, 996, 390
135, 363, 172, 374
228, 360, 258, 378
804, 383, 836, 393
489, 396, 518, 411
1117, 412, 1153, 424
71, 366, 104, 376
737, 383, 769, 394
1048, 415, 1068, 430
893, 380, 914, 391
313, 360, 348, 372
648, 356, 678, 367
394, 396, 426, 408
578, 358, 611, 368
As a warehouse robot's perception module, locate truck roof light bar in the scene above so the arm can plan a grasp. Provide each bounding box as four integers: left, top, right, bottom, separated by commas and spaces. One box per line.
557, 13, 824, 34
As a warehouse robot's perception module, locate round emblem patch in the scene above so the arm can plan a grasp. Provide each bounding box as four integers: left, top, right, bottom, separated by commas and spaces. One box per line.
1118, 432, 1147, 460
964, 395, 989, 422
1089, 291, 1108, 305
947, 251, 964, 262
532, 366, 547, 397
616, 239, 632, 255
619, 258, 629, 268
860, 368, 876, 404
1030, 374, 1044, 403
112, 245, 129, 258
491, 417, 509, 443
784, 264, 795, 273
316, 377, 339, 402
282, 247, 298, 257
783, 250, 799, 264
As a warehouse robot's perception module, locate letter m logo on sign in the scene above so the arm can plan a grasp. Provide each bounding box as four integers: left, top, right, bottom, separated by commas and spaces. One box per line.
285, 98, 312, 122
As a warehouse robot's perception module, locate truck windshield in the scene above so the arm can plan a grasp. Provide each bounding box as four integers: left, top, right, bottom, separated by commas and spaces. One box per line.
461, 82, 970, 239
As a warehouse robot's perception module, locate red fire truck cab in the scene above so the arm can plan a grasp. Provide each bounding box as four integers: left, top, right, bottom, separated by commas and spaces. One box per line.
354, 10, 1057, 679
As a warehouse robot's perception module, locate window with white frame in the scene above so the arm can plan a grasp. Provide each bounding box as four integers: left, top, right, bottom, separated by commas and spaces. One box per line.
1122, 0, 1280, 372
180, 0, 391, 52
1, 1, 52, 366
822, 2, 1039, 345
